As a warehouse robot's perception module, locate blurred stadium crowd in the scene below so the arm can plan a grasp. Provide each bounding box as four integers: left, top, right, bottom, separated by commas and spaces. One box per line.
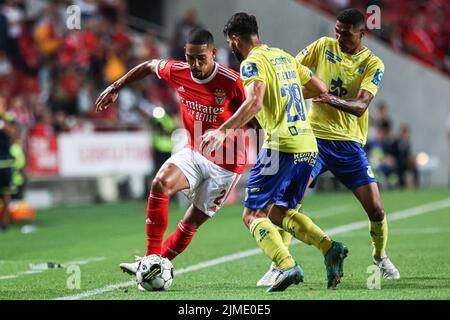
0, 0, 442, 191
301, 0, 450, 75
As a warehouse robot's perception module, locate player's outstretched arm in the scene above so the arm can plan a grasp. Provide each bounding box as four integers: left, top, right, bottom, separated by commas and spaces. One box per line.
302, 74, 327, 99
200, 80, 266, 154
95, 59, 159, 112
313, 89, 374, 117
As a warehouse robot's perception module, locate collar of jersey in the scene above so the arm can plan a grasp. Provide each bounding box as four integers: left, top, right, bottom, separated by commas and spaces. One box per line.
190, 62, 218, 84
339, 46, 368, 59
248, 44, 266, 56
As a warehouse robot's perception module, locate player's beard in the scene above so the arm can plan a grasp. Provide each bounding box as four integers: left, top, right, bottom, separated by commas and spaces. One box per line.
231, 45, 244, 63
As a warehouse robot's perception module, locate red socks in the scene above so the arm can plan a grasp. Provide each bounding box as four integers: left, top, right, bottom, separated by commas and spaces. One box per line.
145, 191, 169, 256
161, 221, 198, 260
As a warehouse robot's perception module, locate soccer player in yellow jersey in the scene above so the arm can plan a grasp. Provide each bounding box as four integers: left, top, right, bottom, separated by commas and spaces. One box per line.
202, 12, 348, 291
257, 8, 400, 286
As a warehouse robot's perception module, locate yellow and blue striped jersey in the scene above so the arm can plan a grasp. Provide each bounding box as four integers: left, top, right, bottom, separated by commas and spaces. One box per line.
296, 37, 384, 145
240, 44, 317, 153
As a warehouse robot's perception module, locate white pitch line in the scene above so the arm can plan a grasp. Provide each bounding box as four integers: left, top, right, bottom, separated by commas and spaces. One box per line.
309, 204, 356, 219
54, 197, 450, 300
0, 274, 18, 280
333, 227, 447, 238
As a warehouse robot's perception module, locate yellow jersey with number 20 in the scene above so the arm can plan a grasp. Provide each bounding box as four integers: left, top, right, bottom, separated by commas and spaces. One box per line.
296, 37, 384, 145
240, 44, 317, 153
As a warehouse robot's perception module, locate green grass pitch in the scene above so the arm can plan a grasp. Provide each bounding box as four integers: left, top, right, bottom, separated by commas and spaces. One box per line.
0, 188, 449, 300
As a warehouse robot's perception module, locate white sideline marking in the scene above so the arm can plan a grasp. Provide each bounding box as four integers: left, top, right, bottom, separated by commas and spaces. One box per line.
333, 227, 446, 238
55, 198, 450, 300
0, 257, 105, 281
311, 204, 355, 219
0, 274, 18, 280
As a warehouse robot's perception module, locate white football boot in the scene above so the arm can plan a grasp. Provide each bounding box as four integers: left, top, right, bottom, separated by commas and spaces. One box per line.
256, 265, 281, 287
119, 256, 142, 275
373, 256, 400, 279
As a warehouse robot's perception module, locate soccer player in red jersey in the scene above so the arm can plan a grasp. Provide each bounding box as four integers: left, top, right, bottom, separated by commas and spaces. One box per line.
95, 29, 247, 273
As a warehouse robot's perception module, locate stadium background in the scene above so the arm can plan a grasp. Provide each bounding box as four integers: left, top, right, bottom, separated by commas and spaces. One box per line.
0, 0, 449, 300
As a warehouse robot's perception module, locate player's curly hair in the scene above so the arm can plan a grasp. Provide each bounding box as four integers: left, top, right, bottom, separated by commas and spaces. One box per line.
336, 8, 365, 27
223, 12, 259, 39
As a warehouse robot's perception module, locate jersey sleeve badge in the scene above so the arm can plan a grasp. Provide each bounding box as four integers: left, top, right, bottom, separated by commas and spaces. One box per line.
241, 63, 259, 79
159, 60, 168, 70
371, 68, 383, 86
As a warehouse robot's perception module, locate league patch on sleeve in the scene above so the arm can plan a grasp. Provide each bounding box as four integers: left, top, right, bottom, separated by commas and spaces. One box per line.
159, 60, 168, 70
371, 68, 383, 86
241, 63, 259, 79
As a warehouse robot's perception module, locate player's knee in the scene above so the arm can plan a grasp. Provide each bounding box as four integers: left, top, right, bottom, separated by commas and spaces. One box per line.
242, 209, 258, 228
151, 177, 173, 196
242, 209, 268, 228
369, 203, 385, 221
242, 210, 252, 228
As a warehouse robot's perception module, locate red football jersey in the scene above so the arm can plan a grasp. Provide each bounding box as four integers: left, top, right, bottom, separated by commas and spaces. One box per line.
155, 60, 247, 174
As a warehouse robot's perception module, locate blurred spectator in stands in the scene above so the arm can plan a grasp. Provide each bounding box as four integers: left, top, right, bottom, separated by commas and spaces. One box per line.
1, 111, 26, 201
366, 121, 397, 189
98, 0, 127, 24
8, 95, 32, 143
302, 0, 450, 75
52, 110, 71, 135
75, 0, 99, 21
18, 18, 40, 74
103, 20, 131, 85
0, 95, 15, 231
403, 14, 435, 66
393, 124, 417, 188
29, 108, 53, 138
150, 109, 177, 173
0, 50, 12, 80
0, 10, 9, 52
1, 0, 24, 66
33, 3, 61, 58
34, 3, 62, 102
9, 125, 25, 201
373, 102, 392, 130
78, 79, 97, 114
66, 115, 95, 133
380, 121, 397, 187
170, 9, 202, 60
142, 32, 160, 60
49, 65, 82, 116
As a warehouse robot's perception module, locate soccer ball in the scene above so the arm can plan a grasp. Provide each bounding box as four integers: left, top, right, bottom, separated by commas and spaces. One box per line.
136, 254, 173, 291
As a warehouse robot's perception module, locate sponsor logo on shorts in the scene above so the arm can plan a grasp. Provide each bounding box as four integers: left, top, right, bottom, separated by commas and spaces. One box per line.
367, 166, 375, 178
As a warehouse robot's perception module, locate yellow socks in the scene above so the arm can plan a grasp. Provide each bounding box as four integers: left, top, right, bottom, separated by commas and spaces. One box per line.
369, 216, 388, 257
250, 218, 295, 271
282, 209, 333, 255
278, 227, 293, 248
270, 227, 293, 267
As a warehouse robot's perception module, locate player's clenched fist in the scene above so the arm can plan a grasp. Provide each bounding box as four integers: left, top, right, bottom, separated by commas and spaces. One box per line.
200, 128, 227, 155
95, 85, 119, 112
